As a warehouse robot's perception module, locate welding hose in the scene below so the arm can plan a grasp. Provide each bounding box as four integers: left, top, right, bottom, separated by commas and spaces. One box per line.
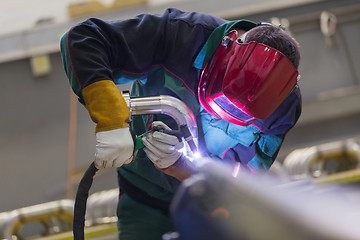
73, 129, 138, 239
73, 162, 99, 239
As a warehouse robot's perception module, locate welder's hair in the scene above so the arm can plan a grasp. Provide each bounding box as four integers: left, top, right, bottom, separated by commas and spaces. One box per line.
244, 25, 301, 69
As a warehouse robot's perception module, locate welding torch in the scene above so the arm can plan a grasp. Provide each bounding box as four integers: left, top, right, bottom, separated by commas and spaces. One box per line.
134, 124, 199, 159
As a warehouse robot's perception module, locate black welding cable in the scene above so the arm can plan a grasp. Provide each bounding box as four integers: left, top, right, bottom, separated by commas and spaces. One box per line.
73, 162, 99, 239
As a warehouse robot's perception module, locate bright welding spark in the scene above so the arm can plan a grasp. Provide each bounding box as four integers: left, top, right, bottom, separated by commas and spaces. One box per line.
178, 145, 201, 162
232, 162, 241, 178
193, 151, 201, 159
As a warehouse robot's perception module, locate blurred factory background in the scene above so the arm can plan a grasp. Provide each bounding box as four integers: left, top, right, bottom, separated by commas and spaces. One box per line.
1, 0, 360, 238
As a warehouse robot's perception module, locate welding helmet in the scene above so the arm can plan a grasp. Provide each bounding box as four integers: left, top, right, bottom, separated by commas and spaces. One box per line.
198, 30, 299, 126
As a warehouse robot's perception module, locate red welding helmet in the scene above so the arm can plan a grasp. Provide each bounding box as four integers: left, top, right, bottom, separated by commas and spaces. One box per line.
198, 30, 299, 126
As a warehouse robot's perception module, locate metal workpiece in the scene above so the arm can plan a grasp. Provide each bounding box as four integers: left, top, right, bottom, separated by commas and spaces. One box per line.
123, 92, 198, 147
172, 159, 360, 240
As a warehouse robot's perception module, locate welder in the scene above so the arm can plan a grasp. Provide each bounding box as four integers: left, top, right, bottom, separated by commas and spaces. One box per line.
60, 8, 301, 240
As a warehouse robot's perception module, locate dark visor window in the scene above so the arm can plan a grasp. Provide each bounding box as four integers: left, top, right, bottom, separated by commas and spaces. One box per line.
213, 95, 254, 122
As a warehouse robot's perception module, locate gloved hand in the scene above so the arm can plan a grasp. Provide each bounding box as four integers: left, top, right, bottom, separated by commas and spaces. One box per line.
81, 80, 134, 169
94, 127, 135, 169
142, 121, 184, 169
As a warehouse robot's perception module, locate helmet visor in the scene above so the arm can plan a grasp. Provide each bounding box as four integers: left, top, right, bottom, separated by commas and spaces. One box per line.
198, 30, 299, 126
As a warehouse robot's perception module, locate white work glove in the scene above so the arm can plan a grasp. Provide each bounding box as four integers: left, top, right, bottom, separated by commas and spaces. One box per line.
94, 127, 135, 169
142, 121, 184, 169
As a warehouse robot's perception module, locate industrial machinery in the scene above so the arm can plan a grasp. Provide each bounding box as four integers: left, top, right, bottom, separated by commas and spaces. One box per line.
283, 138, 360, 185
0, 200, 73, 240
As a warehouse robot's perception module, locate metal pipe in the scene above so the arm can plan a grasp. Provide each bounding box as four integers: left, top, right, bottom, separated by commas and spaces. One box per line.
283, 138, 360, 181
123, 92, 198, 150
0, 200, 74, 239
